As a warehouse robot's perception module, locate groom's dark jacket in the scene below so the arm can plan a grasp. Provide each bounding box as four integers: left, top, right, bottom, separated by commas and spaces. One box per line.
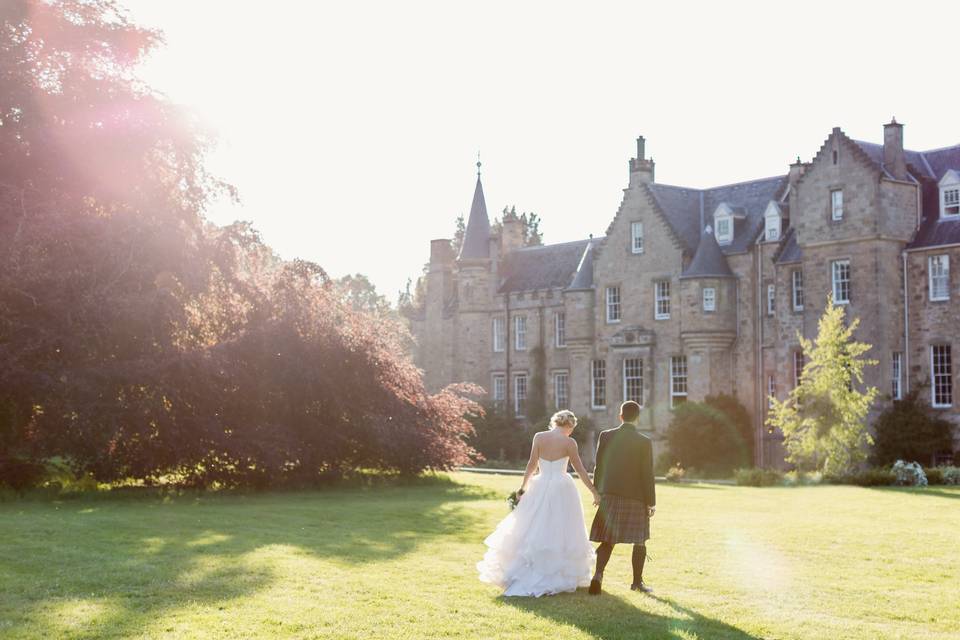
593, 423, 655, 507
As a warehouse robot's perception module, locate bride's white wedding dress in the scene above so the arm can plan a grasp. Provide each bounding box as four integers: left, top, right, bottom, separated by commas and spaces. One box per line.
477, 457, 595, 597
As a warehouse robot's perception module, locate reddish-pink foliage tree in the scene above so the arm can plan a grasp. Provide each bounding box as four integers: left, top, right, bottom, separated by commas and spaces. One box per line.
0, 1, 479, 487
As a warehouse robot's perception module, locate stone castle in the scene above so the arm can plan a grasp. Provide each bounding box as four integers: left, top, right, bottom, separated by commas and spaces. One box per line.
408, 120, 960, 466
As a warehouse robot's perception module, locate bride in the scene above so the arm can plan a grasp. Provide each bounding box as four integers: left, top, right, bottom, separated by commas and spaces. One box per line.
477, 410, 600, 597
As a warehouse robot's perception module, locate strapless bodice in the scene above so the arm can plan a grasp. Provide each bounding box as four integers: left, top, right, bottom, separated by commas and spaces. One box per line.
538, 457, 569, 476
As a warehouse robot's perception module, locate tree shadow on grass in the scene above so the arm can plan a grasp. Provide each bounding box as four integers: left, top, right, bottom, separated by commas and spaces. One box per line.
503, 590, 762, 640
869, 486, 960, 501
0, 477, 491, 638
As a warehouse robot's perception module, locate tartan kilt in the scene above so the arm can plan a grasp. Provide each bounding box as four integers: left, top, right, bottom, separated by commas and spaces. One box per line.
590, 494, 650, 544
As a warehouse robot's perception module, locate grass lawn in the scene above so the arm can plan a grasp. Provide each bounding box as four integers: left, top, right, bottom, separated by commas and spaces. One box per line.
1, 474, 959, 640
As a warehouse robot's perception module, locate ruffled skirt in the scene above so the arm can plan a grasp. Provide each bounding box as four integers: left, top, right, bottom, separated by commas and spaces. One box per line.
477, 472, 595, 597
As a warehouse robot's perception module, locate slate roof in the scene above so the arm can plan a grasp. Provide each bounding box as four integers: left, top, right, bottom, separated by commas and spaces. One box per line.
680, 226, 734, 279
567, 240, 597, 290
458, 176, 491, 260
773, 226, 802, 264
848, 140, 960, 251
498, 239, 597, 293
646, 176, 787, 255
851, 140, 934, 180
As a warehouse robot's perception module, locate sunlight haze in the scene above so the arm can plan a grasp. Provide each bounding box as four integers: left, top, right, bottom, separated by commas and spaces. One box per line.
124, 0, 960, 302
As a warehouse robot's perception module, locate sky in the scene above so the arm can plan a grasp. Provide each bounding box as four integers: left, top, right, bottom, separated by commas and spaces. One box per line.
123, 0, 960, 303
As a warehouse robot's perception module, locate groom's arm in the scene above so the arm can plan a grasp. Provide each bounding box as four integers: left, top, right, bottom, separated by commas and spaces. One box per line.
643, 438, 656, 508
593, 431, 607, 490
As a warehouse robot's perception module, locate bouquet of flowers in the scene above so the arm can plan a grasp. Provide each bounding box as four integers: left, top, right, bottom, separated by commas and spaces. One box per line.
507, 489, 524, 510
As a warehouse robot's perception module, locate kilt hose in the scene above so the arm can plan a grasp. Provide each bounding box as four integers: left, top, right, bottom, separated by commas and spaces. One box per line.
589, 493, 650, 544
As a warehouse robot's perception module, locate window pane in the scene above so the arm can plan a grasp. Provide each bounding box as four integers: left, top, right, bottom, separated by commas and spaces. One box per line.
514, 374, 527, 416
670, 356, 687, 407
793, 351, 805, 387
631, 222, 644, 253
623, 358, 643, 406
832, 189, 844, 220
592, 360, 606, 408
554, 372, 568, 409
555, 312, 566, 347
832, 260, 850, 303
944, 188, 960, 216
606, 287, 621, 322
655, 281, 670, 319
929, 255, 950, 301
892, 352, 902, 400
932, 345, 953, 407
703, 287, 716, 311
792, 270, 804, 310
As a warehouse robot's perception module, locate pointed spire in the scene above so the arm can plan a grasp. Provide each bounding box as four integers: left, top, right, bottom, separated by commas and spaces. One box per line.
458, 165, 491, 261
680, 225, 734, 279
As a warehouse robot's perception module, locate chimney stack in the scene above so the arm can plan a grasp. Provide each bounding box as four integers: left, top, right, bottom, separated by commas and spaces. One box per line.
500, 206, 524, 254
883, 117, 907, 180
788, 156, 806, 189
430, 238, 454, 268
629, 135, 655, 187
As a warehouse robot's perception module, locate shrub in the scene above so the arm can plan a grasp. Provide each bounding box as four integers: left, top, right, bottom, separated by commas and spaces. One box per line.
825, 468, 895, 486
783, 470, 822, 486
942, 466, 960, 486
655, 451, 675, 476
892, 460, 928, 487
665, 465, 686, 482
924, 467, 944, 486
734, 467, 784, 487
871, 390, 955, 467
0, 458, 47, 495
666, 396, 752, 477
467, 403, 534, 463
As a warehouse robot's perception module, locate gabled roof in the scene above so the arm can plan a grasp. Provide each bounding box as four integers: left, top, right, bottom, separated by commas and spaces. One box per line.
458, 176, 491, 260
681, 226, 734, 279
498, 238, 598, 293
646, 175, 787, 255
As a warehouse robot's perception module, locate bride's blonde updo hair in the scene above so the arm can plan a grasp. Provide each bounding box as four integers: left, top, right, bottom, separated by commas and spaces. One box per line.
550, 410, 578, 430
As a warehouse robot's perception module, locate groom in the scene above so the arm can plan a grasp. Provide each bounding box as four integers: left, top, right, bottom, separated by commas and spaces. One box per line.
588, 400, 656, 595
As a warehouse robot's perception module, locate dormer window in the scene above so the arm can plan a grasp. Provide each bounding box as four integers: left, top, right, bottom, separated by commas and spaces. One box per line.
940, 170, 960, 218
715, 217, 732, 245
713, 203, 738, 246
763, 201, 781, 242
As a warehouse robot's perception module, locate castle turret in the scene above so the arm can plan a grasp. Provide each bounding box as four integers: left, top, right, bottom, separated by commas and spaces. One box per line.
679, 226, 738, 398
458, 163, 491, 262
457, 162, 494, 310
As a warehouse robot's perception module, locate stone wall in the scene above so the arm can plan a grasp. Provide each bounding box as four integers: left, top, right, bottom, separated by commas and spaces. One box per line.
906, 246, 960, 437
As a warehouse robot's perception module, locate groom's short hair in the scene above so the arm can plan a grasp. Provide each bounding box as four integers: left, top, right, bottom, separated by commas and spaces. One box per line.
620, 401, 641, 422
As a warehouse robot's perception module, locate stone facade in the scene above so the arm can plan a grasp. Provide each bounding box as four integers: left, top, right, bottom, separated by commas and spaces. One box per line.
409, 123, 960, 466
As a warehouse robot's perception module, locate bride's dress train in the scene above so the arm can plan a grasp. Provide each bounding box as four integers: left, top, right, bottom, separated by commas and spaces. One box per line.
477, 457, 595, 597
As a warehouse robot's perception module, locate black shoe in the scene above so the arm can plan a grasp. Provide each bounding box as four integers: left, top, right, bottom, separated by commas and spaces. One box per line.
588, 579, 602, 595
630, 581, 653, 593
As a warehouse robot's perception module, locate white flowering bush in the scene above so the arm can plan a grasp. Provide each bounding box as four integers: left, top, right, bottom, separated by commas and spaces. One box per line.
892, 460, 928, 487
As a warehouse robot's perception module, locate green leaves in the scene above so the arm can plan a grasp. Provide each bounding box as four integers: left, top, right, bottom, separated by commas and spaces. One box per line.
768, 294, 878, 475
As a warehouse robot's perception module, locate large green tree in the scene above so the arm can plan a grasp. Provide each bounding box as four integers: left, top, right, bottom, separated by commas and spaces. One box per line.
0, 1, 480, 488
768, 295, 878, 475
